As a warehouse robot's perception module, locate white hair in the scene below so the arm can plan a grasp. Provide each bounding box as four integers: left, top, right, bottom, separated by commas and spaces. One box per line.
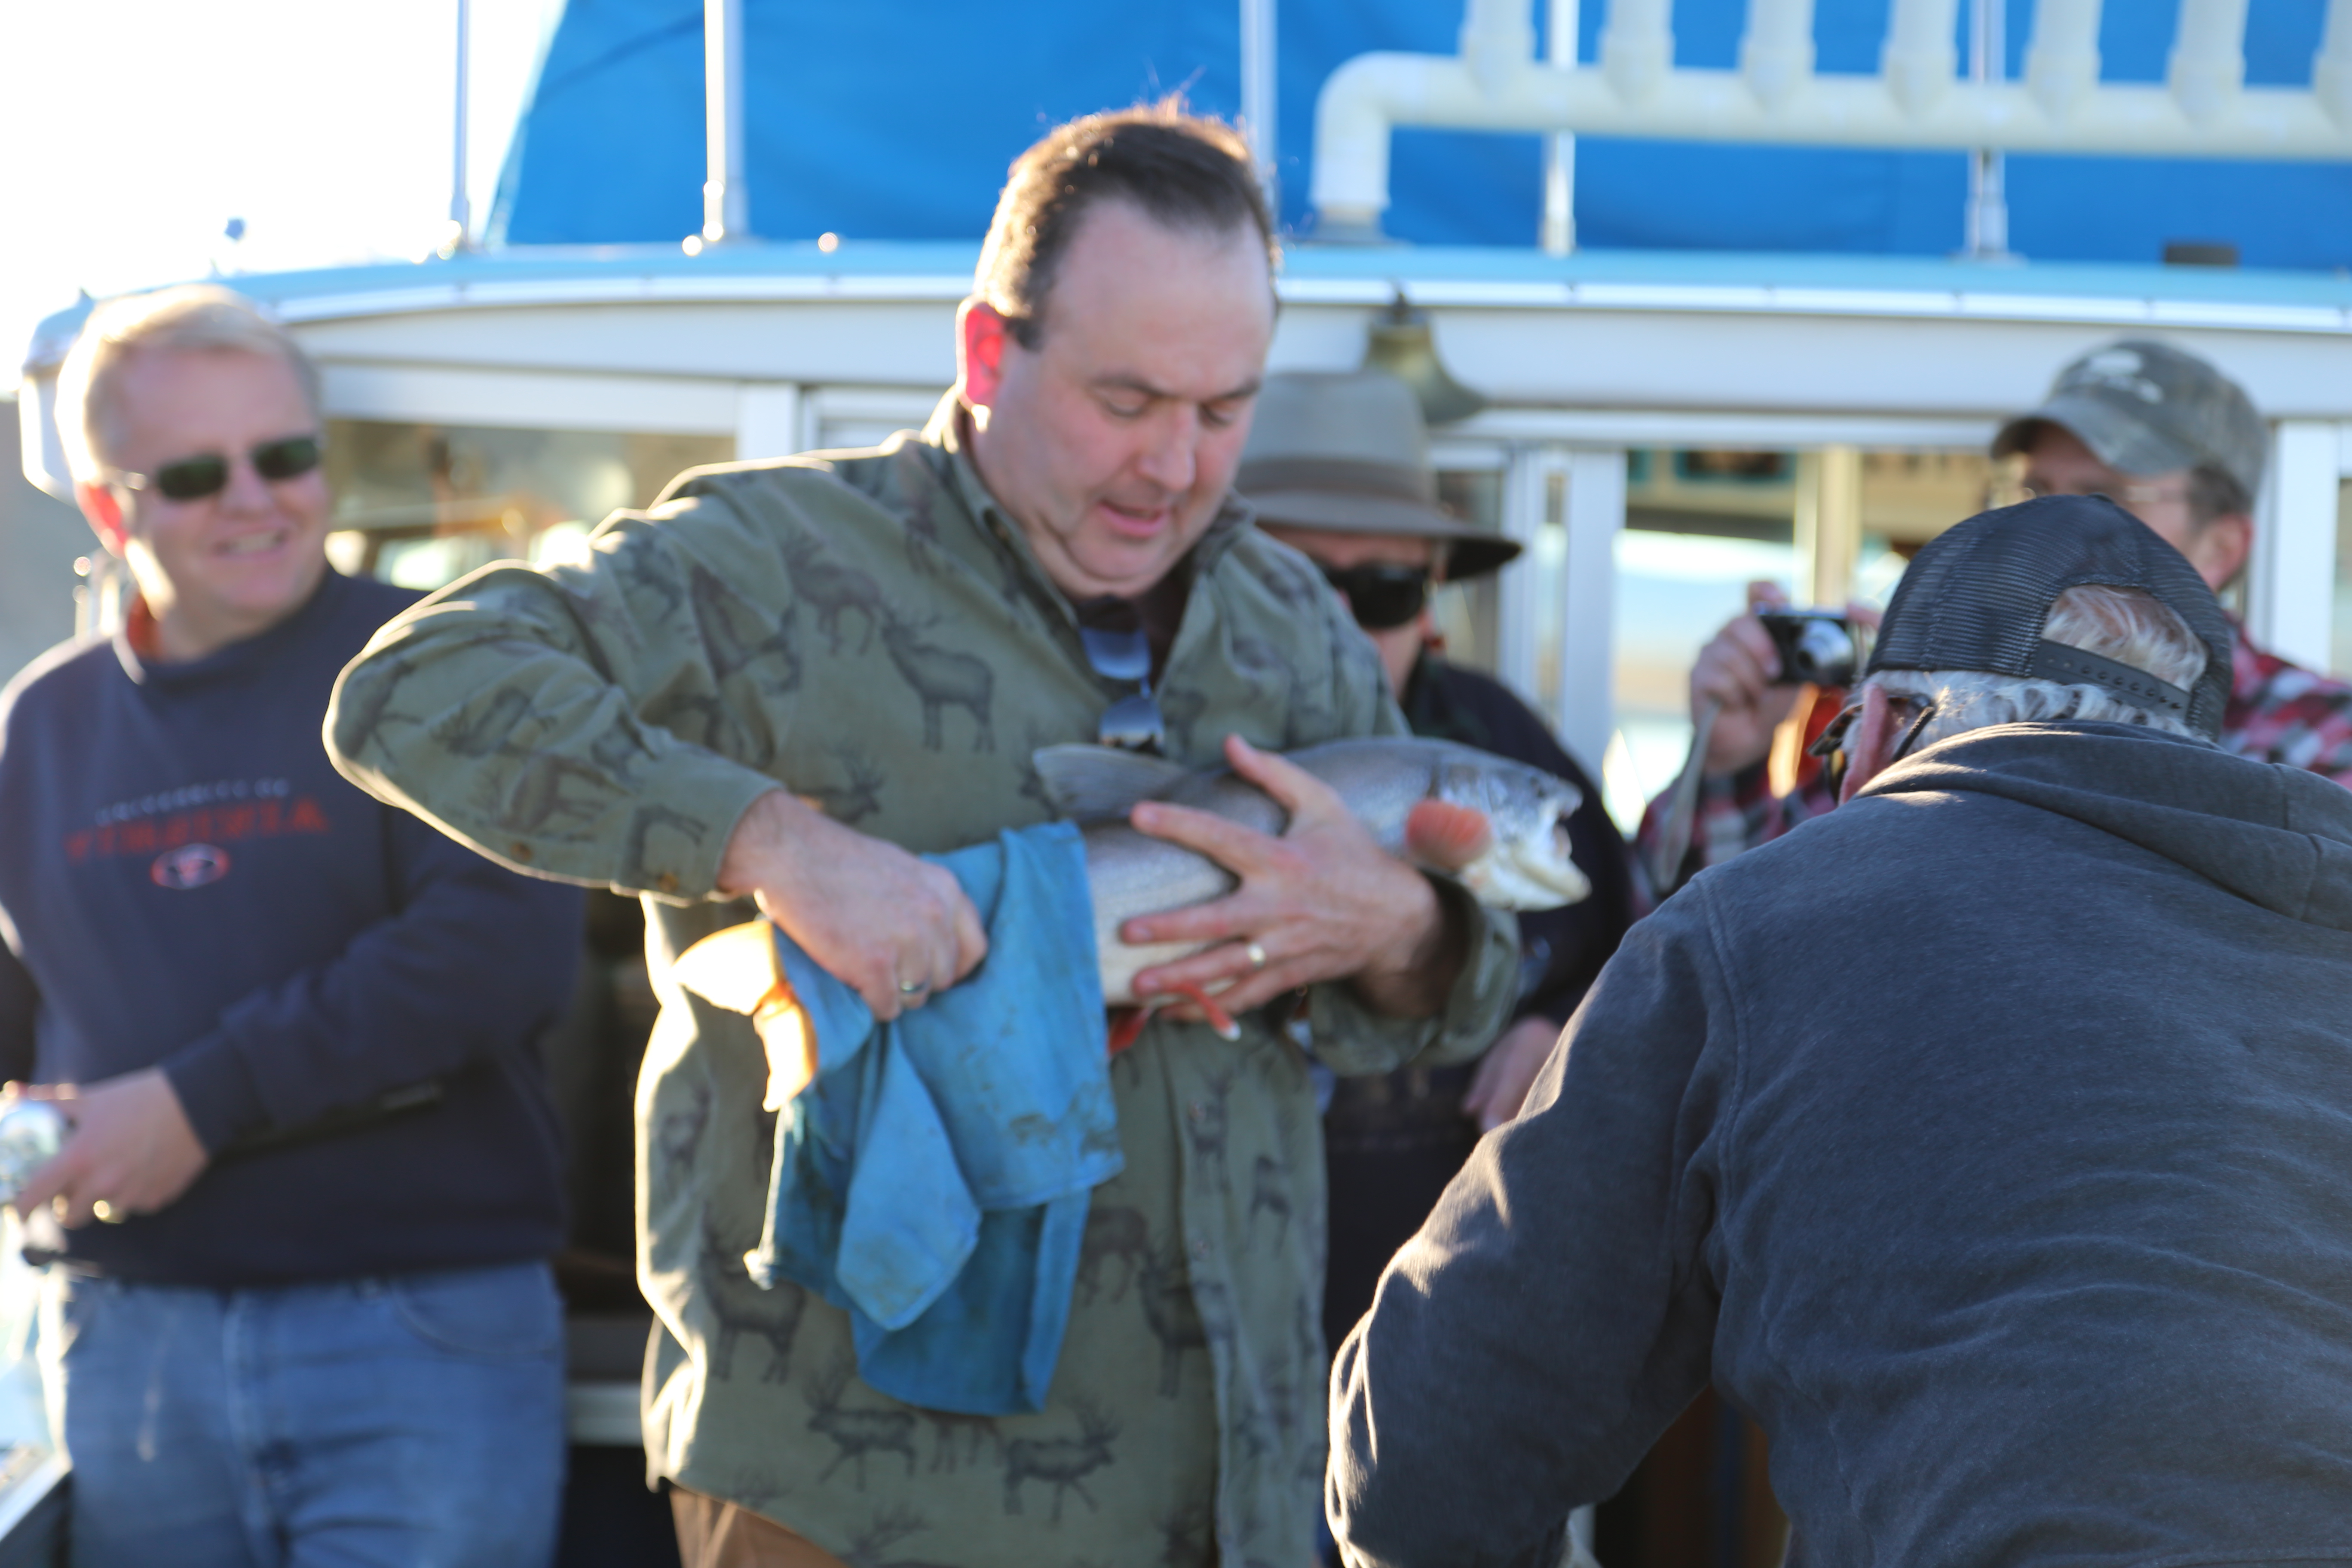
1865, 583, 2212, 749
54, 284, 321, 483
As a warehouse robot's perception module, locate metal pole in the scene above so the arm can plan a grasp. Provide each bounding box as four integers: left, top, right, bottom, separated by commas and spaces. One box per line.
1963, 0, 2013, 260
1240, 0, 1279, 216
703, 0, 747, 244
1541, 0, 1580, 255
446, 0, 472, 252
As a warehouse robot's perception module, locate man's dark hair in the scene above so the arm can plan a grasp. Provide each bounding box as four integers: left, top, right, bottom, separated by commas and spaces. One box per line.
976, 98, 1276, 350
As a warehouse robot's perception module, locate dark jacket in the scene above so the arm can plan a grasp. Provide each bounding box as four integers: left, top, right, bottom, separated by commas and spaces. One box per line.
0, 570, 577, 1286
1332, 721, 2352, 1567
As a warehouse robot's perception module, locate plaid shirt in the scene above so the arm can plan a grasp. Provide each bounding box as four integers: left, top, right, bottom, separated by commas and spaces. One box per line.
1636, 620, 2352, 882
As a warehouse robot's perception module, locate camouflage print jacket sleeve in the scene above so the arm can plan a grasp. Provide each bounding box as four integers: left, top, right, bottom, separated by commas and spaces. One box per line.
327, 489, 805, 900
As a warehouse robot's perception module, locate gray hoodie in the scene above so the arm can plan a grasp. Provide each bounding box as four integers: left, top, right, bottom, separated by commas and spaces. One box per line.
1331, 721, 2352, 1568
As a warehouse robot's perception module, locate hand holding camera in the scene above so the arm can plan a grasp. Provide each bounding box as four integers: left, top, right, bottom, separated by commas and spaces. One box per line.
1688, 585, 1877, 778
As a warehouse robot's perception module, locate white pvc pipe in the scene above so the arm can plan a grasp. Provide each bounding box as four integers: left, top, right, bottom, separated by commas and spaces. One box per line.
2169, 0, 2248, 123
702, 0, 747, 244
1963, 0, 2010, 257
2321, 0, 2352, 129
2024, 0, 2102, 119
1740, 0, 1817, 108
1541, 0, 1582, 254
448, 0, 472, 244
1307, 55, 2352, 230
1241, 0, 1279, 208
1462, 0, 1537, 94
1881, 0, 1959, 114
1601, 0, 1674, 103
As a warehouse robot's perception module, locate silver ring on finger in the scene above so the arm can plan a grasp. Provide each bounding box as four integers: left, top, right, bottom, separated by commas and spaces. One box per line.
91, 1199, 125, 1225
1243, 941, 1270, 972
898, 978, 930, 996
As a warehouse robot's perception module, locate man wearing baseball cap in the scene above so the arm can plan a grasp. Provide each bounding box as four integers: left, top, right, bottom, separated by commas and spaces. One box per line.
1237, 369, 1638, 1366
1332, 494, 2352, 1564
1642, 337, 2352, 888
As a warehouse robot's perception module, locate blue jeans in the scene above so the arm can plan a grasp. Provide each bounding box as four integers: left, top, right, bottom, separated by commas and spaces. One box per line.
40, 1259, 566, 1568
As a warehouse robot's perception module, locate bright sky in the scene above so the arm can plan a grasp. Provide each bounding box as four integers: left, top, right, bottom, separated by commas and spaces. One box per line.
0, 0, 566, 368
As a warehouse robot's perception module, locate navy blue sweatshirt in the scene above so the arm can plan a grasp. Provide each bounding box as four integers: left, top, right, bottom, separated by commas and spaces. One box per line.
0, 570, 577, 1286
1334, 722, 2352, 1566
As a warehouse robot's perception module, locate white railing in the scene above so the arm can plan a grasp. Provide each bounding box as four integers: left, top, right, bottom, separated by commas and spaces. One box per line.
1311, 0, 2352, 239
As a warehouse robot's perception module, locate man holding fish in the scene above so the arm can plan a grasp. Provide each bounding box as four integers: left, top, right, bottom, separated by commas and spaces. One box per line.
328, 103, 1525, 1567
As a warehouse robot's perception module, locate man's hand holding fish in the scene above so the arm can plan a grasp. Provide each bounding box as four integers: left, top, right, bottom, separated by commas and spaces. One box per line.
1121, 733, 1463, 1021
714, 784, 991, 1020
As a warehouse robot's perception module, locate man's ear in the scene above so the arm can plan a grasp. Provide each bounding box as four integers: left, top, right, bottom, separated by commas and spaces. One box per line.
2186, 512, 2252, 594
76, 481, 129, 557
1839, 684, 1902, 804
956, 298, 1012, 415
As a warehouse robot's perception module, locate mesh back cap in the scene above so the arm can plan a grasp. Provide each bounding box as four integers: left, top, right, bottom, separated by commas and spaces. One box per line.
1867, 494, 2234, 739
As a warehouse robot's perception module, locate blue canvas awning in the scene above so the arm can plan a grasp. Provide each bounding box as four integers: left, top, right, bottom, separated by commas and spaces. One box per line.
492, 0, 2352, 269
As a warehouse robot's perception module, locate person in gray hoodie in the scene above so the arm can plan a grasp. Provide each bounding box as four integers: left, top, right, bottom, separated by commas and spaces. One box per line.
1329, 494, 2352, 1568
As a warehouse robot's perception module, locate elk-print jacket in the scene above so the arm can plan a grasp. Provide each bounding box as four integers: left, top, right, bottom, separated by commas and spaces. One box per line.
325, 392, 1517, 1568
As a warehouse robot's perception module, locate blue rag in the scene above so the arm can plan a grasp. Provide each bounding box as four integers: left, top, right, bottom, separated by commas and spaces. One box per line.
744, 820, 1123, 1415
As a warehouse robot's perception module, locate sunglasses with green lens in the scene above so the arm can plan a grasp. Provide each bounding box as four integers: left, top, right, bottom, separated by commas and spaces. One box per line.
117, 434, 323, 503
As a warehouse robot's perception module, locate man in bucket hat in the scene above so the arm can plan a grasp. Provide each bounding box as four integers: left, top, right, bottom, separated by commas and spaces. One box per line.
1237, 370, 1637, 1360
1331, 494, 2352, 1566
1642, 337, 2352, 889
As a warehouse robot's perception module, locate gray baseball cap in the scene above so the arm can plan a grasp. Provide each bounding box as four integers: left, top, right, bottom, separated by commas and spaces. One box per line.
1992, 338, 2266, 505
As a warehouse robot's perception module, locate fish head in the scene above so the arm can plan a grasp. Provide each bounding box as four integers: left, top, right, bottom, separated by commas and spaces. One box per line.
1433, 755, 1591, 910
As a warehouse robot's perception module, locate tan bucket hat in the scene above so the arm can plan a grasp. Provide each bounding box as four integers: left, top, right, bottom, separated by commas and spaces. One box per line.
1237, 370, 1522, 580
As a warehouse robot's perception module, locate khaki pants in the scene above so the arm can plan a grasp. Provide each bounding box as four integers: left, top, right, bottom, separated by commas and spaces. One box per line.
669, 1487, 848, 1568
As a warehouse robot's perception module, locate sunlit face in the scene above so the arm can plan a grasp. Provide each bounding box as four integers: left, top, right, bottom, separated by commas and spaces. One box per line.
2015, 425, 2245, 591
83, 347, 330, 662
962, 200, 1275, 600
1259, 526, 1437, 698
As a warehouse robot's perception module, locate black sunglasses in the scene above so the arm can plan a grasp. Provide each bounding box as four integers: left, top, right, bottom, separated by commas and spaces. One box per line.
1319, 562, 1430, 631
1075, 600, 1165, 753
116, 434, 323, 503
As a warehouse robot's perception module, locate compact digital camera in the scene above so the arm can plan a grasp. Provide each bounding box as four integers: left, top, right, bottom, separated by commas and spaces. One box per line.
1757, 609, 1865, 687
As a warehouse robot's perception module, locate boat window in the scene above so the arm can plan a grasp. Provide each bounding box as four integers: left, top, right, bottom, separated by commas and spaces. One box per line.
1604, 447, 1990, 831
322, 422, 734, 592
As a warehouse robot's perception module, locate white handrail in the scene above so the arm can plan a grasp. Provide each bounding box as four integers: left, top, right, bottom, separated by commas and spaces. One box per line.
2170, 0, 2248, 124
1599, 0, 1672, 104
1310, 0, 2352, 239
2324, 0, 2352, 129
1466, 0, 1537, 94
701, 0, 747, 245
1241, 0, 1279, 209
2023, 0, 2101, 119
1882, 0, 1960, 114
1742, 0, 1817, 109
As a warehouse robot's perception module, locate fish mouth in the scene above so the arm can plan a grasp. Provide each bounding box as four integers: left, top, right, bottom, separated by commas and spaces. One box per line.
1458, 806, 1591, 910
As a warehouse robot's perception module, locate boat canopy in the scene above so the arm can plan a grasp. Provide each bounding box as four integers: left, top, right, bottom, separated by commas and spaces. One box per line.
493, 0, 2352, 268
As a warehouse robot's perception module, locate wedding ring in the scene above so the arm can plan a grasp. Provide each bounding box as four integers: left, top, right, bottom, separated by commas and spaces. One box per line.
91, 1200, 124, 1225
1243, 942, 1270, 972
897, 979, 929, 996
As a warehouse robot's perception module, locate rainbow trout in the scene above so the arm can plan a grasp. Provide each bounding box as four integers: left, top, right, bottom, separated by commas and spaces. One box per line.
675, 738, 1588, 1070
1037, 738, 1588, 1009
